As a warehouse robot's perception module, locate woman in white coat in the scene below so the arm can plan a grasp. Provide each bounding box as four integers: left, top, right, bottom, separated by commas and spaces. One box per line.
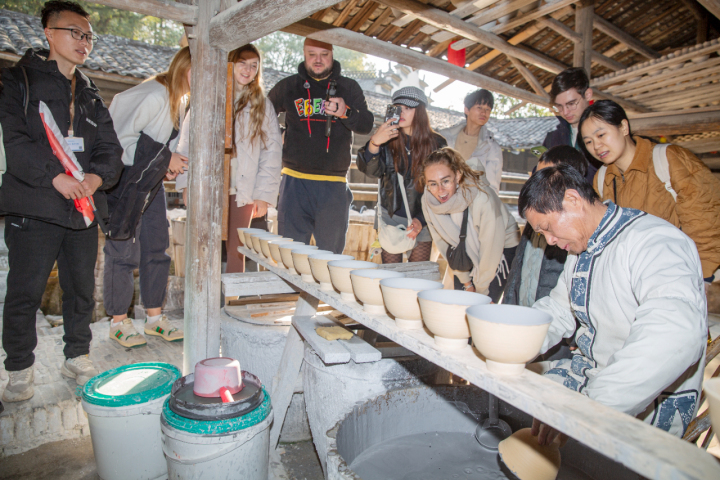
420, 147, 520, 302
104, 46, 190, 348
224, 44, 282, 272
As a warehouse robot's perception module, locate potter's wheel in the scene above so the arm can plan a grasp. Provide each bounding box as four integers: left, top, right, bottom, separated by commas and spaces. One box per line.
168, 371, 264, 420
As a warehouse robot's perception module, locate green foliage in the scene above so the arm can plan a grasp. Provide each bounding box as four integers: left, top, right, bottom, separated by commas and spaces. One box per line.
492, 94, 553, 119
255, 31, 373, 73
0, 0, 183, 47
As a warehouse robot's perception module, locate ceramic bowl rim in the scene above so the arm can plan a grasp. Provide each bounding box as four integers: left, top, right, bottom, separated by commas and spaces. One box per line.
286, 245, 319, 253
268, 239, 295, 246
379, 277, 443, 291
292, 247, 328, 257
309, 253, 354, 262
466, 304, 551, 326
350, 269, 405, 280
278, 242, 307, 250
417, 289, 491, 306
328, 260, 378, 269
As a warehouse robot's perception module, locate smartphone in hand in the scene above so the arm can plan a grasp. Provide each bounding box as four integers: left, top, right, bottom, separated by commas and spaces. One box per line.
385, 105, 401, 126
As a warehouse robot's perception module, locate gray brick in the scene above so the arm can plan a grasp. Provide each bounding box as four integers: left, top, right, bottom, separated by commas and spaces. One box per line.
32, 407, 47, 436
61, 402, 78, 430
13, 411, 32, 444
46, 405, 62, 434
0, 415, 14, 445
76, 402, 88, 426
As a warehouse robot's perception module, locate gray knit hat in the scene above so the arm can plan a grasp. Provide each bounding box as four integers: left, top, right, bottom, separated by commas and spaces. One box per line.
392, 86, 428, 108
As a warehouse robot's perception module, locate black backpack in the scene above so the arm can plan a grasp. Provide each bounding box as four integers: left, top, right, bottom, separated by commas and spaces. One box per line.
105, 129, 177, 240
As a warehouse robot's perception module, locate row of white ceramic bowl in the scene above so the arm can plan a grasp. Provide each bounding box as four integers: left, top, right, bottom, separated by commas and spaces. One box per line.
239, 228, 552, 376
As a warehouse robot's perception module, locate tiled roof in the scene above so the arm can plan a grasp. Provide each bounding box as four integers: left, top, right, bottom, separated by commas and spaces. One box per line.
0, 8, 177, 78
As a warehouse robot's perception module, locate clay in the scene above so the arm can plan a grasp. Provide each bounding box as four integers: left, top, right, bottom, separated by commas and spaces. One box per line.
316, 326, 354, 341
349, 269, 406, 314
238, 228, 264, 248
251, 233, 280, 258
292, 248, 333, 283
327, 260, 378, 302
308, 253, 355, 291
268, 239, 296, 268
498, 428, 561, 480
259, 235, 285, 261
417, 289, 491, 350
379, 277, 443, 330
279, 243, 315, 274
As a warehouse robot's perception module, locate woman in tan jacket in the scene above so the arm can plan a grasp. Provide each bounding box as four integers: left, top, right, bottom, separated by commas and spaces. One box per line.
579, 100, 720, 280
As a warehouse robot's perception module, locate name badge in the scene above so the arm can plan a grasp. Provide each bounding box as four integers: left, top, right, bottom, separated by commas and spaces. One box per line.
66, 136, 84, 152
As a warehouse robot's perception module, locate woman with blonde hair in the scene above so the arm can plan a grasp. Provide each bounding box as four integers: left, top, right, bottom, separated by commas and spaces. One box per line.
221, 44, 282, 272
420, 147, 520, 301
104, 46, 191, 348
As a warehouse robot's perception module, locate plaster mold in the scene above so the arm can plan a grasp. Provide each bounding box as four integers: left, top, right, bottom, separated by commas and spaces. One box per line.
417, 290, 491, 351
327, 260, 378, 303
292, 248, 333, 283
349, 269, 406, 314
379, 277, 443, 330
308, 253, 355, 291
467, 305, 552, 376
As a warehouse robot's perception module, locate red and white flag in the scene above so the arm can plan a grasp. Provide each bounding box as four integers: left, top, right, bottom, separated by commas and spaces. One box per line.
39, 101, 95, 226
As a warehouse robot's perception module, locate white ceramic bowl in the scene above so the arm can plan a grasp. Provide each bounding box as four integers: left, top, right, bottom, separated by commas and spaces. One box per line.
308, 253, 354, 291
279, 243, 316, 274
292, 248, 332, 283
238, 228, 264, 249
245, 230, 269, 252
259, 235, 283, 261
417, 289, 491, 351
467, 304, 552, 375
269, 239, 296, 268
350, 269, 406, 314
328, 260, 378, 302
250, 233, 277, 257
703, 377, 720, 436
380, 278, 444, 329
193, 357, 242, 397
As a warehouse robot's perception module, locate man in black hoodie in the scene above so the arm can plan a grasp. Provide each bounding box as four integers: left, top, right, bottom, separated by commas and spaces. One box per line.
0, 1, 123, 402
269, 38, 373, 254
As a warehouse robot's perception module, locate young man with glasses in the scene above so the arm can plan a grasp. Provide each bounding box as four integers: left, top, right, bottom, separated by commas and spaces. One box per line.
543, 67, 599, 181
0, 1, 123, 402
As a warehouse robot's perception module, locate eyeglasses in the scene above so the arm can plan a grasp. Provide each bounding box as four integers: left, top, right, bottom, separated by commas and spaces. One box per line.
552, 98, 581, 114
426, 178, 455, 191
49, 28, 99, 44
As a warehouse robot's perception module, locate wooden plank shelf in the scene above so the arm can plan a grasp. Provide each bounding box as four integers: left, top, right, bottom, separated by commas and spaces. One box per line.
238, 245, 720, 480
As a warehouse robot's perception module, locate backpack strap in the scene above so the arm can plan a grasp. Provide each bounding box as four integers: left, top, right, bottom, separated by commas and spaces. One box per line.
597, 164, 607, 198
652, 143, 677, 202
19, 66, 29, 117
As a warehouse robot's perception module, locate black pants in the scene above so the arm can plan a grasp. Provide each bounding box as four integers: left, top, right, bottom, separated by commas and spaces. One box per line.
3, 216, 98, 371
277, 175, 353, 254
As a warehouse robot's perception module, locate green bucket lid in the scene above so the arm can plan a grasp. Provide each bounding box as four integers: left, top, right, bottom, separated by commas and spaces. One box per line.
82, 362, 181, 407
162, 387, 271, 435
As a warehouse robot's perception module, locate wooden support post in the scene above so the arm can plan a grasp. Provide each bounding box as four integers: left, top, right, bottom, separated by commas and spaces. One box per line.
698, 0, 720, 21
574, 0, 594, 77
183, 0, 228, 374
509, 58, 550, 100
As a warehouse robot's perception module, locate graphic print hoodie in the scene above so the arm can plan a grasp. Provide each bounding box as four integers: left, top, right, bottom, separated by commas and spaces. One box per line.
268, 60, 373, 177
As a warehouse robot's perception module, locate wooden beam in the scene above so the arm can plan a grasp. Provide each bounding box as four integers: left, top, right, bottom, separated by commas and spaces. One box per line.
697, 0, 720, 21
375, 0, 566, 74
592, 89, 651, 113
90, 0, 197, 25
509, 57, 551, 99
283, 18, 551, 106
573, 0, 594, 76
346, 1, 379, 31
630, 108, 720, 136
209, 0, 339, 51
466, 0, 538, 28
333, 0, 360, 27
364, 6, 393, 36
504, 101, 527, 115
591, 50, 626, 71
489, 0, 577, 34
537, 16, 581, 43
183, 0, 227, 373
593, 13, 660, 60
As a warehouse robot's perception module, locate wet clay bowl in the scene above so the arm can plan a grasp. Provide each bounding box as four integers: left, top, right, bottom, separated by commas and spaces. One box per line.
251, 233, 280, 258
269, 239, 297, 268
280, 243, 317, 275
328, 260, 378, 302
309, 253, 355, 291
193, 357, 243, 397
350, 269, 406, 315
244, 230, 268, 252
238, 228, 264, 249
292, 248, 333, 283
260, 235, 288, 262
380, 278, 444, 330
417, 289, 491, 351
467, 304, 552, 376
705, 378, 720, 435
498, 428, 561, 480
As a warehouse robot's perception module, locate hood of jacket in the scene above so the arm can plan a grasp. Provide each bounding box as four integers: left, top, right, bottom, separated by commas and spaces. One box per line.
440, 121, 494, 147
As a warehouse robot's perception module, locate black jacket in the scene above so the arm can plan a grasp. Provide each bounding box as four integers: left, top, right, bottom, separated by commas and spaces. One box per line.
542, 115, 599, 182
0, 49, 123, 229
356, 133, 447, 226
268, 61, 374, 177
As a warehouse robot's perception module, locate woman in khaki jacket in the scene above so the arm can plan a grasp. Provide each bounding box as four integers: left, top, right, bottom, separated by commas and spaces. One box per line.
579, 100, 720, 280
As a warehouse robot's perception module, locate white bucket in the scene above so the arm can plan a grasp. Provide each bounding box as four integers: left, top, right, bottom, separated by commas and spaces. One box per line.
82, 396, 169, 480
161, 408, 273, 480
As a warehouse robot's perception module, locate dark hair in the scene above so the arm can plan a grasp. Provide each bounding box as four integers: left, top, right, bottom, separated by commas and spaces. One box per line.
41, 1, 89, 28
576, 100, 633, 161
388, 103, 439, 187
518, 164, 600, 218
538, 145, 589, 178
550, 67, 589, 103
464, 89, 494, 111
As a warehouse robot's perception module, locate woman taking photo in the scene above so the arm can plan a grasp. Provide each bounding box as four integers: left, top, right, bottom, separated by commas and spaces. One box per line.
104, 46, 191, 348
420, 147, 520, 301
357, 87, 446, 263
224, 44, 282, 272
579, 100, 720, 281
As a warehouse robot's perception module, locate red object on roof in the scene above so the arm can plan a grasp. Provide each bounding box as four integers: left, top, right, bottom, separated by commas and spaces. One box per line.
447, 41, 466, 67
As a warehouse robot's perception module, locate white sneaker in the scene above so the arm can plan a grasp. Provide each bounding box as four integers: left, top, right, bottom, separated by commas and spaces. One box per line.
109, 318, 147, 348
2, 366, 34, 402
61, 355, 99, 386
145, 315, 184, 342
